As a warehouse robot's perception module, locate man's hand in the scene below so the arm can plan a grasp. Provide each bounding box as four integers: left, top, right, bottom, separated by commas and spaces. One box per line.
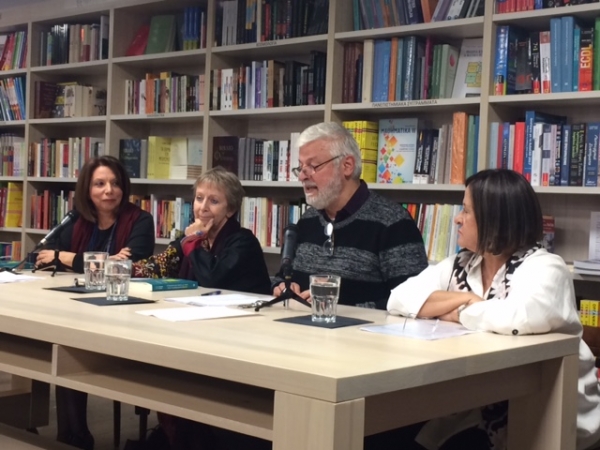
273, 282, 311, 301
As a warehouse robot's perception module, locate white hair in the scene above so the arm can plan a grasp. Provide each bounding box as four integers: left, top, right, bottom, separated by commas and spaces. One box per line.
297, 122, 362, 180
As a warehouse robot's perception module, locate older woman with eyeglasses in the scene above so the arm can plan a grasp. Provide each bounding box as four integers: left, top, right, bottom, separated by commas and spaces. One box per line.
272, 122, 428, 310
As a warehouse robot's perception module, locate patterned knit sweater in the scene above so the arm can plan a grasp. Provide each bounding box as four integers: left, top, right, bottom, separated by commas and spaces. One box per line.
275, 191, 428, 309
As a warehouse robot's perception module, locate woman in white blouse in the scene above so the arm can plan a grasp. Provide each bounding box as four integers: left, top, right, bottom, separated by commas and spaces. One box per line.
387, 169, 600, 450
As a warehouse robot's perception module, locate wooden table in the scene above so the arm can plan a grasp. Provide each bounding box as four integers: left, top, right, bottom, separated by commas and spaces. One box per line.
0, 273, 580, 450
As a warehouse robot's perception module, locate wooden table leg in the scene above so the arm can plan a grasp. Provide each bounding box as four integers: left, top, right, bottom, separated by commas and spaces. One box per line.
508, 355, 578, 450
273, 391, 365, 450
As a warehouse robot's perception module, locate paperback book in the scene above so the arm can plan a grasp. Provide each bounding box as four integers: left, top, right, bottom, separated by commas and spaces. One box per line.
129, 278, 198, 292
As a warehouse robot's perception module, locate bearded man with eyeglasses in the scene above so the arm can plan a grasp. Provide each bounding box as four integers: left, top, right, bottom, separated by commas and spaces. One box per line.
272, 122, 428, 310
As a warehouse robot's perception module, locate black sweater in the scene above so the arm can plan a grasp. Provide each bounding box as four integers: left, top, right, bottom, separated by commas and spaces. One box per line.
48, 211, 155, 273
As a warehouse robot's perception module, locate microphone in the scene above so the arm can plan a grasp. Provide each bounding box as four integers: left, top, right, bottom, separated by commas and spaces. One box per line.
280, 224, 299, 278
35, 210, 80, 250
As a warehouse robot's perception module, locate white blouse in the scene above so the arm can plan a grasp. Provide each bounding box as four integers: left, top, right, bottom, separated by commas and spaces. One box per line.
387, 248, 600, 450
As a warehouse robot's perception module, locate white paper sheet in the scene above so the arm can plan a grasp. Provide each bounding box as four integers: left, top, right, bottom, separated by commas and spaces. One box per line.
0, 272, 42, 284
361, 319, 478, 340
164, 294, 265, 307
136, 306, 257, 322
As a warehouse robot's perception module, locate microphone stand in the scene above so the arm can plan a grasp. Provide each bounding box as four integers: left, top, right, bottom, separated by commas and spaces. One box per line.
255, 270, 311, 312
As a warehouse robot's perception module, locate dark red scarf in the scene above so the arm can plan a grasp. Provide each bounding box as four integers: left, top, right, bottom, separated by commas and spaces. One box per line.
178, 217, 241, 280
70, 202, 142, 254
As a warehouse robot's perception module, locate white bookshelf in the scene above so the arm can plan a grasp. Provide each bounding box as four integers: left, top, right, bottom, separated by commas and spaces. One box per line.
0, 0, 597, 272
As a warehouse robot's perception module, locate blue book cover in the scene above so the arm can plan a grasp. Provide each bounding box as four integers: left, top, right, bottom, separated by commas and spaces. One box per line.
501, 122, 510, 169
561, 16, 574, 93
372, 39, 386, 102
494, 26, 509, 94
380, 39, 391, 101
573, 25, 581, 91
550, 18, 562, 93
118, 139, 142, 178
130, 278, 198, 292
395, 38, 405, 101
560, 124, 572, 186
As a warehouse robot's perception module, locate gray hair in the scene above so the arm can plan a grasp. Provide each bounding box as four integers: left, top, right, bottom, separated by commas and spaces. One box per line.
193, 166, 245, 214
297, 122, 362, 180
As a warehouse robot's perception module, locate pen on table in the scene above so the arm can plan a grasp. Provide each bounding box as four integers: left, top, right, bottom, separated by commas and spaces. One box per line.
431, 318, 440, 335
200, 290, 222, 296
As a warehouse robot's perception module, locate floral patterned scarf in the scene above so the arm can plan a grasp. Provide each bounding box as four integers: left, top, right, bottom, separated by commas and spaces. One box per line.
448, 243, 543, 300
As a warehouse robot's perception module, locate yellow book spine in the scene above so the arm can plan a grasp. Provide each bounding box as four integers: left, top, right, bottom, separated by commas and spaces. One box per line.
581, 300, 590, 326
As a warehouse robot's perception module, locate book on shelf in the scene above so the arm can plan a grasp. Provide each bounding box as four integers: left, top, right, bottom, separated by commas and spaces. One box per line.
0, 31, 27, 71
343, 121, 378, 183
126, 24, 150, 56
39, 18, 108, 66
5, 182, 22, 228
129, 278, 198, 293
542, 215, 555, 253
0, 77, 26, 121
353, 0, 483, 30
494, 17, 600, 95
580, 299, 600, 327
0, 241, 21, 261
147, 137, 172, 179
452, 38, 482, 98
146, 15, 176, 54
240, 197, 307, 248
28, 137, 105, 178
378, 118, 422, 184
0, 134, 25, 177
124, 73, 204, 114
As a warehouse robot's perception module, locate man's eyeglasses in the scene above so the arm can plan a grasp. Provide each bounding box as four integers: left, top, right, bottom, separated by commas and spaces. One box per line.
292, 155, 342, 178
323, 222, 334, 256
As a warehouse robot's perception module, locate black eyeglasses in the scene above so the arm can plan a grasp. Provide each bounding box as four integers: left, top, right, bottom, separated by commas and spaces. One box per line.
292, 155, 342, 178
323, 222, 334, 256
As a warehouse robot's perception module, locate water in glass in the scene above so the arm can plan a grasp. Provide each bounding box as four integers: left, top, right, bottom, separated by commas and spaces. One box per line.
106, 273, 131, 301
83, 253, 108, 291
310, 281, 339, 323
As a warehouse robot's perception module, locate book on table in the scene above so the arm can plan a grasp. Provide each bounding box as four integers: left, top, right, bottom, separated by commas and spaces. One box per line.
129, 278, 198, 292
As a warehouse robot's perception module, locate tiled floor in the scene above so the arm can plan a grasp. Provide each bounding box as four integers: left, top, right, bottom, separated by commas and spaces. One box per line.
1, 372, 158, 450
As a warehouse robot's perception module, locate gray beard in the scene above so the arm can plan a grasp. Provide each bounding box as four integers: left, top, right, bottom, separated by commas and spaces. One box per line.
305, 176, 343, 210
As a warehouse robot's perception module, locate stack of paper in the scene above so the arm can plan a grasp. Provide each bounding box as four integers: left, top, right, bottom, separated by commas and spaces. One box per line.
573, 260, 600, 276
164, 293, 264, 307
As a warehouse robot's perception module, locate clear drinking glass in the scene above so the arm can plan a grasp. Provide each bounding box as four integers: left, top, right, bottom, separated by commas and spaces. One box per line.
83, 252, 108, 291
310, 274, 341, 323
105, 259, 132, 301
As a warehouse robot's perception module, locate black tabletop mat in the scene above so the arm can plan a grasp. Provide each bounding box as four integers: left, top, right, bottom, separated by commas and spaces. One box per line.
46, 286, 105, 294
275, 315, 372, 329
71, 296, 155, 306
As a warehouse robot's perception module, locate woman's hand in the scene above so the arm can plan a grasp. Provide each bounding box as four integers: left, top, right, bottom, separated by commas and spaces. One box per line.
185, 218, 214, 237
444, 294, 485, 323
109, 248, 131, 260
36, 249, 57, 267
